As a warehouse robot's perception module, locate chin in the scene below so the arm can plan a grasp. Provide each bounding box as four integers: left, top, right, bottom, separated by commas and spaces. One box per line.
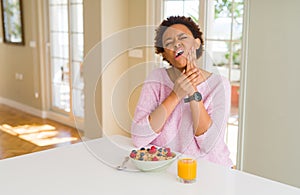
174, 66, 186, 72
176, 64, 187, 70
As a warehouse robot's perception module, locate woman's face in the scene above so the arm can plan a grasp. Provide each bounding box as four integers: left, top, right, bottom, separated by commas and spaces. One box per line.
162, 24, 199, 71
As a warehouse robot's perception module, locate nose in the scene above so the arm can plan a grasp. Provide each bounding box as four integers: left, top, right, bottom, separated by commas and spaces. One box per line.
174, 41, 182, 49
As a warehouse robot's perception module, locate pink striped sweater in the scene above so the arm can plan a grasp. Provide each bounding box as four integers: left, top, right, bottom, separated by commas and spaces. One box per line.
131, 68, 233, 167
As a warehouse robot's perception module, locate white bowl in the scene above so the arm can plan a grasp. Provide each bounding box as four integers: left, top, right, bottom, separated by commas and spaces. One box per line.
130, 153, 177, 172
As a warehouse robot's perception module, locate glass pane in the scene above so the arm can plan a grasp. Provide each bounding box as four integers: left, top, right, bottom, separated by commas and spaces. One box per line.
206, 0, 232, 40
71, 62, 83, 87
164, 1, 184, 18
71, 3, 83, 32
206, 40, 229, 66
52, 83, 70, 112
51, 58, 69, 83
232, 42, 242, 66
50, 32, 69, 59
164, 0, 199, 20
72, 33, 83, 61
232, 18, 243, 40
49, 5, 68, 32
230, 42, 241, 82
72, 88, 84, 117
49, 0, 67, 4
70, 0, 82, 3
214, 0, 233, 18
49, 0, 84, 116
207, 0, 244, 40
206, 17, 232, 40
71, 61, 84, 117
183, 0, 199, 21
230, 68, 240, 82
232, 1, 244, 40
216, 66, 229, 79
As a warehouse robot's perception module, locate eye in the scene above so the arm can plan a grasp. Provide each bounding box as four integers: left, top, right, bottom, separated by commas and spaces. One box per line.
165, 41, 173, 48
179, 36, 187, 40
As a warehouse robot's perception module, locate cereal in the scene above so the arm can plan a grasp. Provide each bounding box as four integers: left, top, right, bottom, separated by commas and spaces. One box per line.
130, 146, 175, 161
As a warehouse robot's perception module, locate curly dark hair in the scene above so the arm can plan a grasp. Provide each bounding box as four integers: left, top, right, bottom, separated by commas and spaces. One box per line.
154, 16, 204, 62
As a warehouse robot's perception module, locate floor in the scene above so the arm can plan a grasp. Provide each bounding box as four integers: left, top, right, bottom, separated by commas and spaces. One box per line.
0, 104, 83, 160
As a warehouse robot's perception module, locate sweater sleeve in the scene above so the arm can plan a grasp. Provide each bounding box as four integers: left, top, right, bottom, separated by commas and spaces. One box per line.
195, 76, 231, 155
130, 71, 162, 148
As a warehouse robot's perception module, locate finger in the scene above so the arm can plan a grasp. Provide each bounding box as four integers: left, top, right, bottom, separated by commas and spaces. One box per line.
177, 70, 187, 83
191, 47, 196, 68
185, 67, 198, 78
186, 50, 192, 72
194, 47, 197, 59
185, 68, 201, 85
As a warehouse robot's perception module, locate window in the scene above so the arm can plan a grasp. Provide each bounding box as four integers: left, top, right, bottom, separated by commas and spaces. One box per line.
48, 0, 84, 118
162, 0, 244, 165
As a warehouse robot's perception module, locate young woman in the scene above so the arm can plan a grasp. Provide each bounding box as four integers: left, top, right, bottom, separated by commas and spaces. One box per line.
131, 16, 233, 167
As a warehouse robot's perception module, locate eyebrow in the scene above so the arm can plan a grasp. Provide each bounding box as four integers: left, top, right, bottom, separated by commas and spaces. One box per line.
163, 33, 186, 45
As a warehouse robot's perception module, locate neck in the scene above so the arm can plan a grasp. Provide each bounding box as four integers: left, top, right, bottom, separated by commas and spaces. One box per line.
172, 67, 182, 78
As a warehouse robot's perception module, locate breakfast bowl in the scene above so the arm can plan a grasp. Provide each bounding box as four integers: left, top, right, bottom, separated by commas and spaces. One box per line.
129, 146, 177, 172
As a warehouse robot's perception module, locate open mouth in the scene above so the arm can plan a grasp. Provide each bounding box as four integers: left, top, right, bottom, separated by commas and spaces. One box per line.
175, 49, 184, 58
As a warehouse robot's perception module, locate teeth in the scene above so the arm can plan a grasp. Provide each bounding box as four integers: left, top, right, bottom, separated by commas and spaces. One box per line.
176, 50, 184, 57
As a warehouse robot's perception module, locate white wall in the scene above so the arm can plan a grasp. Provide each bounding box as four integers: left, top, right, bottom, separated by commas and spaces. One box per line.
84, 0, 152, 138
242, 0, 300, 188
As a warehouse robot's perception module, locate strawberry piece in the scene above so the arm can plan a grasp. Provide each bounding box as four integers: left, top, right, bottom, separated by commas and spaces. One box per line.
166, 152, 173, 157
149, 148, 156, 154
152, 156, 159, 161
150, 146, 156, 150
130, 152, 136, 158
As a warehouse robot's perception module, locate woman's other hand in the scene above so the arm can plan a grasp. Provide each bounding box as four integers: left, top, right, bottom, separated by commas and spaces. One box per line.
173, 70, 195, 100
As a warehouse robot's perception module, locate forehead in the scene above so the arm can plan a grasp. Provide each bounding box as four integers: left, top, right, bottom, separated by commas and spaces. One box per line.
162, 24, 193, 40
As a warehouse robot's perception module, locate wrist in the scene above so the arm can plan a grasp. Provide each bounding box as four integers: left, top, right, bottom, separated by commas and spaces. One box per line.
188, 87, 197, 96
184, 91, 202, 103
170, 91, 180, 102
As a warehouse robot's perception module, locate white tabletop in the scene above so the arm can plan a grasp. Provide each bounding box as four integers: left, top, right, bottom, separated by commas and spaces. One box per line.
0, 135, 299, 195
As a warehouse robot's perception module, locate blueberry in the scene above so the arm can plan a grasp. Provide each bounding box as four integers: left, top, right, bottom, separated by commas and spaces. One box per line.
140, 147, 145, 150
140, 153, 145, 156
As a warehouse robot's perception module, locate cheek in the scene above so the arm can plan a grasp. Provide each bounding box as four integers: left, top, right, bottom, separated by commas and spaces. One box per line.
163, 49, 173, 57
185, 39, 195, 47
164, 47, 174, 53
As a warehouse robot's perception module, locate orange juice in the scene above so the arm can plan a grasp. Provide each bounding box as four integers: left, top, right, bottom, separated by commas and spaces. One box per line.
177, 158, 197, 183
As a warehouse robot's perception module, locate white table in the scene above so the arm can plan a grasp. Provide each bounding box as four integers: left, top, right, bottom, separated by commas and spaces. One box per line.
0, 135, 299, 195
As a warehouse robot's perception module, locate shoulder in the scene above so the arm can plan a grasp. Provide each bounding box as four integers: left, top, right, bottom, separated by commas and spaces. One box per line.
146, 67, 168, 82
198, 73, 230, 98
208, 74, 230, 90
148, 67, 166, 77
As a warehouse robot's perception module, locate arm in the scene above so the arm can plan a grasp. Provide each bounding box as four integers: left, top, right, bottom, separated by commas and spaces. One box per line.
184, 50, 212, 135
149, 69, 194, 133
131, 68, 196, 147
131, 79, 161, 148
131, 69, 181, 147
189, 99, 212, 136
194, 77, 231, 154
148, 91, 179, 133
184, 48, 230, 154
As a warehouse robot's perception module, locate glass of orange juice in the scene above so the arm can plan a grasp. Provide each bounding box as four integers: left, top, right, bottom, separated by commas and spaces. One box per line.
177, 158, 197, 183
